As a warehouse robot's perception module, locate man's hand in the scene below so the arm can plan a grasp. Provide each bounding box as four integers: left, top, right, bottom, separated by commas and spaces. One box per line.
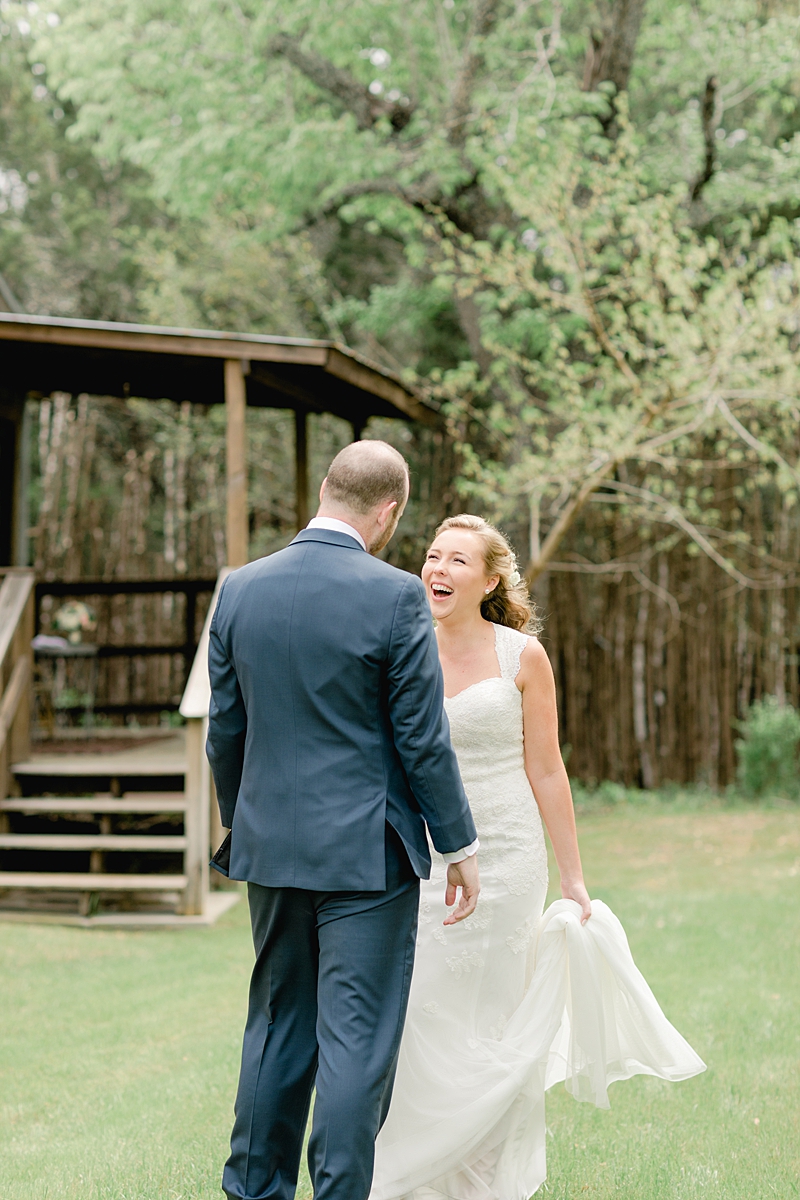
443, 854, 480, 925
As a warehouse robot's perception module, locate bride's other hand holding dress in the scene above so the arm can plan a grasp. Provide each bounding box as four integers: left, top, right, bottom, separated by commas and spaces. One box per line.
370, 514, 705, 1200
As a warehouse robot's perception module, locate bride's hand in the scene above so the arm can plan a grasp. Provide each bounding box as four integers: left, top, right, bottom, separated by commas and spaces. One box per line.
444, 855, 480, 925
561, 878, 592, 924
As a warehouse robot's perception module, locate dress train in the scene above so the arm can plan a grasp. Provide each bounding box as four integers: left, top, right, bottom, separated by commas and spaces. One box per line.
372, 898, 704, 1200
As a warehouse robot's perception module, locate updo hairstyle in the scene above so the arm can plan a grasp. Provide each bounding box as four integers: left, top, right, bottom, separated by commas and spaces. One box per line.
432, 514, 541, 633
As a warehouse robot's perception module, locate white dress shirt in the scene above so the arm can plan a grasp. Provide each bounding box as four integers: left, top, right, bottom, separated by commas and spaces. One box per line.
305, 516, 479, 866
307, 516, 367, 551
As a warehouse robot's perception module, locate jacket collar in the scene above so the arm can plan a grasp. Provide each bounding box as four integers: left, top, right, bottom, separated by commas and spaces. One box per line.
290, 528, 367, 552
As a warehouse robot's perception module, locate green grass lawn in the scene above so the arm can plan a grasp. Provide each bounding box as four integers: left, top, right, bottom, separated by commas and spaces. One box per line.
1, 799, 799, 1200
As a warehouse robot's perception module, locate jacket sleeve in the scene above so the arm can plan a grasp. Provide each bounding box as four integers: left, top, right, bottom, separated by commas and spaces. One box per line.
205, 583, 246, 830
386, 575, 477, 855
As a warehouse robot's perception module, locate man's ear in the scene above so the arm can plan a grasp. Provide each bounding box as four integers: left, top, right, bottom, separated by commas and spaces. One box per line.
377, 499, 399, 529
319, 477, 328, 502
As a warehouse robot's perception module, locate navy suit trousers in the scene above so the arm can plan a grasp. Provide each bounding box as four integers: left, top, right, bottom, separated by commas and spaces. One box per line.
222, 827, 420, 1200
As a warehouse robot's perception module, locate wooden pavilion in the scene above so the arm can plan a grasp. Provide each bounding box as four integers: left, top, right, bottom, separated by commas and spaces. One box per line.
0, 312, 437, 926
0, 311, 435, 569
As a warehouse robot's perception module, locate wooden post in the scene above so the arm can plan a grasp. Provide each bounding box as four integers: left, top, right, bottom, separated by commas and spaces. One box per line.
0, 571, 34, 800
9, 582, 33, 770
225, 359, 248, 568
13, 400, 31, 568
295, 408, 309, 532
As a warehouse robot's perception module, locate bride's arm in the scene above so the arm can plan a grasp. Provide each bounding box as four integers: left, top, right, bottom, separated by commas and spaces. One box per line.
518, 638, 592, 923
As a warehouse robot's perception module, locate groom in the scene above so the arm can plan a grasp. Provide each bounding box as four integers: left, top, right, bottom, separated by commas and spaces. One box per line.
207, 439, 479, 1200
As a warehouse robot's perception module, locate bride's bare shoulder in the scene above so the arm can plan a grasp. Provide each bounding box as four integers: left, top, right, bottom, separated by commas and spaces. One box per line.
517, 634, 555, 686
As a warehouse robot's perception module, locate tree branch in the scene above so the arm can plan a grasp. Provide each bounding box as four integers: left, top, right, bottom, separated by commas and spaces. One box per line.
580, 283, 642, 394
269, 33, 415, 132
525, 388, 672, 585
690, 75, 718, 202
313, 167, 504, 242
526, 455, 619, 585
446, 0, 503, 147
589, 479, 794, 588
315, 177, 432, 219
715, 395, 800, 483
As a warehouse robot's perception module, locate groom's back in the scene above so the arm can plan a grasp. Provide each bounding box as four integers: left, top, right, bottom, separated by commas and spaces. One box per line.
208, 528, 440, 890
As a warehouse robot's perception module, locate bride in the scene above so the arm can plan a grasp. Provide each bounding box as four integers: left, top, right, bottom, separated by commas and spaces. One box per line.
370, 514, 705, 1200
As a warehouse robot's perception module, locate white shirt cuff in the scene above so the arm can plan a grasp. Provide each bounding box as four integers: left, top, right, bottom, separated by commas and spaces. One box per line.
441, 837, 480, 865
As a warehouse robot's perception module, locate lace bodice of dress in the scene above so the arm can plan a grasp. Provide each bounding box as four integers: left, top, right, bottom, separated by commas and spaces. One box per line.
444, 622, 527, 789
442, 623, 548, 896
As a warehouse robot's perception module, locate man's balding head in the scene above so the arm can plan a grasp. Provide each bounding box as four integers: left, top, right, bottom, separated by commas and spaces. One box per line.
322, 440, 409, 517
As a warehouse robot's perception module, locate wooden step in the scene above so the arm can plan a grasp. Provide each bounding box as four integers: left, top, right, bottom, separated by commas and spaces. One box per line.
0, 834, 186, 851
0, 872, 187, 890
0, 795, 187, 814
12, 759, 186, 777
12, 741, 186, 777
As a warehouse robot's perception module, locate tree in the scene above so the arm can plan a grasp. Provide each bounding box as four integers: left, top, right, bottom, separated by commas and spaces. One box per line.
25, 0, 800, 586
0, 14, 156, 320
432, 116, 800, 591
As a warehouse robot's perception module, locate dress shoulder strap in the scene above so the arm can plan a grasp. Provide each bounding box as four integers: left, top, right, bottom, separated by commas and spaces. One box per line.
493, 623, 529, 682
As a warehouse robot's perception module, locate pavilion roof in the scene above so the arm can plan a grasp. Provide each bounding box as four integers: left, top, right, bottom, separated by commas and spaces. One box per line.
0, 311, 437, 428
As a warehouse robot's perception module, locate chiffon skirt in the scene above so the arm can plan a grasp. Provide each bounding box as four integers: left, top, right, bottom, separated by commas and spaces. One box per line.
370, 898, 706, 1200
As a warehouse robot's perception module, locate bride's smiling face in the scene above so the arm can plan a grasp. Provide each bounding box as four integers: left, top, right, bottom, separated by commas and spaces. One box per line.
422, 530, 499, 621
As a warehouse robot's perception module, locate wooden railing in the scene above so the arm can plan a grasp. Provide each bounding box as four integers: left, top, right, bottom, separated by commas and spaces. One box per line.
0, 567, 227, 919
35, 578, 217, 719
180, 569, 232, 899
0, 569, 35, 800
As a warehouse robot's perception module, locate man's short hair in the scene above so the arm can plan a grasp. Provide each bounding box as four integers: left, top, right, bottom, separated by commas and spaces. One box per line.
324, 440, 409, 515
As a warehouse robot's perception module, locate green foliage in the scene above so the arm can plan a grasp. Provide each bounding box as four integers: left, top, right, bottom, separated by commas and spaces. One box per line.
1, 0, 798, 596
0, 13, 323, 333
632, 1, 800, 220
735, 695, 800, 799
0, 15, 158, 319
18, 0, 798, 586
436, 117, 800, 581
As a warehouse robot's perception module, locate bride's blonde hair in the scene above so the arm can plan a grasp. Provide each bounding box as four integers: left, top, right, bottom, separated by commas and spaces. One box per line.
432, 515, 541, 633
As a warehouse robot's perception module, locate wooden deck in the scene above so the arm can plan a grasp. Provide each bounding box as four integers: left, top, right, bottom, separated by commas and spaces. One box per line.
1, 572, 236, 928
12, 731, 187, 778
1, 728, 239, 928
0, 891, 237, 929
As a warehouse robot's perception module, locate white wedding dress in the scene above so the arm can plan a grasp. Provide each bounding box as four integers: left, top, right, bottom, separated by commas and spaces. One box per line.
370, 623, 705, 1200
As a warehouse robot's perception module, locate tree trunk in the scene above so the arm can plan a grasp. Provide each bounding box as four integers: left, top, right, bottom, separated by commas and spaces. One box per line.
582, 0, 647, 94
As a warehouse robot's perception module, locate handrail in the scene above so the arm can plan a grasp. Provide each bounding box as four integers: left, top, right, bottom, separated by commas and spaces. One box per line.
0, 569, 35, 799
0, 570, 34, 670
180, 568, 232, 720
179, 567, 233, 897
0, 657, 29, 756
35, 577, 217, 719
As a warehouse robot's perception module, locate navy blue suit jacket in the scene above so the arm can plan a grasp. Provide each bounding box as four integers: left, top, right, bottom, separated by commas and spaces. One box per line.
206, 528, 476, 891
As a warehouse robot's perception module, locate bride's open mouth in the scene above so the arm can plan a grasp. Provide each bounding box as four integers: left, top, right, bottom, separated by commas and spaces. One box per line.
431, 583, 454, 600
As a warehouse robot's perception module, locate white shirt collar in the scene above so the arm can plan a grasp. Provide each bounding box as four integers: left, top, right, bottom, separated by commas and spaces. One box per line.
306, 516, 367, 552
